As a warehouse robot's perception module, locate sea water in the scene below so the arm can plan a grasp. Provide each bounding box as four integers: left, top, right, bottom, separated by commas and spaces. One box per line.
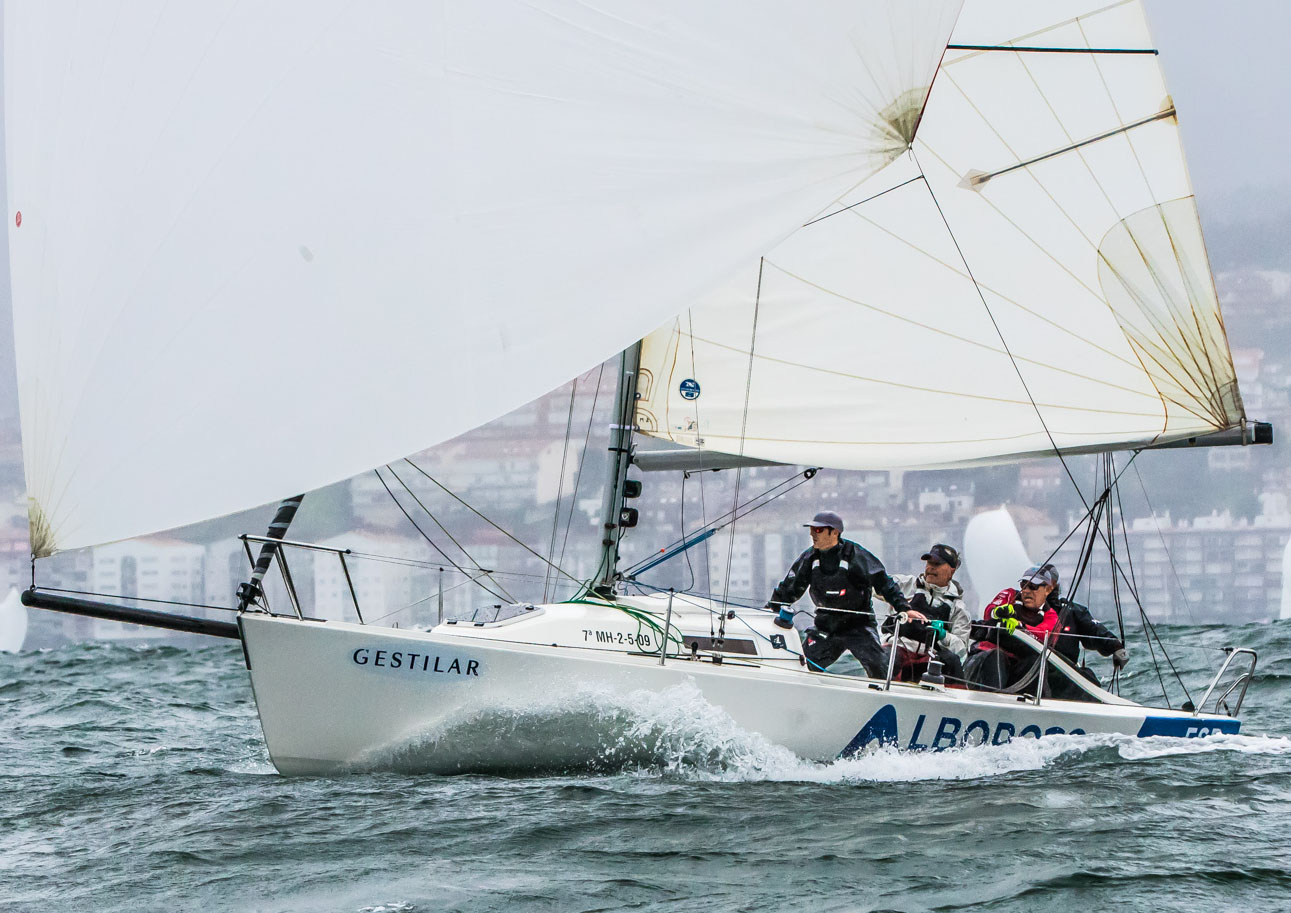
2, 622, 1290, 913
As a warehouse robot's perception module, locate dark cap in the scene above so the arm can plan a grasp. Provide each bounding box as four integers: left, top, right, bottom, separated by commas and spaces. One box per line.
921, 543, 960, 569
803, 510, 844, 532
1019, 564, 1059, 588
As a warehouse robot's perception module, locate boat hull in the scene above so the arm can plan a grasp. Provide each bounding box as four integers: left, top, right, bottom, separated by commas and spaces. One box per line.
239, 614, 1239, 775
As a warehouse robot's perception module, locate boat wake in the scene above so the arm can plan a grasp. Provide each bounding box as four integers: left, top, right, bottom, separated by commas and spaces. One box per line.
350, 681, 1291, 781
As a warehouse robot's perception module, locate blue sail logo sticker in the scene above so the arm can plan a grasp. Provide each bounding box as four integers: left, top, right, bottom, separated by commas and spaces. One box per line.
839, 704, 898, 756
679, 378, 701, 400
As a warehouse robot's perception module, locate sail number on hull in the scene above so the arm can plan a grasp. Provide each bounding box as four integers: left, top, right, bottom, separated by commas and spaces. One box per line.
583, 629, 656, 648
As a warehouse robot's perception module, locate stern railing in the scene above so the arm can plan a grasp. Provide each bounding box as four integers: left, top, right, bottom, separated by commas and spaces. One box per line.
1196, 647, 1257, 718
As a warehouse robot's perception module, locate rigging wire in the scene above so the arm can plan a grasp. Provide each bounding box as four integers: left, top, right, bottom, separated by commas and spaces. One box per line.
402, 456, 583, 588
910, 153, 1200, 705
718, 258, 764, 637
911, 154, 1088, 511
677, 471, 698, 593
373, 468, 513, 603
1130, 459, 1199, 624
544, 376, 580, 602
1103, 456, 1125, 694
555, 363, 606, 587
385, 463, 492, 580
1109, 454, 1133, 649
622, 466, 818, 578
685, 308, 715, 636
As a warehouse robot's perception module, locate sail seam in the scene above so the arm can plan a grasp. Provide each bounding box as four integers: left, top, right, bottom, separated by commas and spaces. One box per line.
762, 260, 1162, 402
839, 187, 1148, 374
1002, 28, 1176, 437
684, 427, 1171, 448
912, 155, 1092, 508
684, 333, 1164, 418
1080, 27, 1234, 427
1007, 32, 1213, 431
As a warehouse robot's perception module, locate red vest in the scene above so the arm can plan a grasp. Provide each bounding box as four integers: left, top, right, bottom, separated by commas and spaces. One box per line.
978, 587, 1057, 657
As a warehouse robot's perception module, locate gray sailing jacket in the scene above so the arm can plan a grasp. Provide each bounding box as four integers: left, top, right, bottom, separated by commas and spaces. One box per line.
878, 574, 972, 661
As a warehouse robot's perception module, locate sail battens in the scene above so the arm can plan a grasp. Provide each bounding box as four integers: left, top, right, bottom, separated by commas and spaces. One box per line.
708, 266, 1165, 404
967, 107, 1176, 188
946, 45, 1156, 55
637, 0, 1245, 471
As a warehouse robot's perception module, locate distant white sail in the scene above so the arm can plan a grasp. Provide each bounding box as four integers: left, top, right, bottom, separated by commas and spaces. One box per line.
1281, 537, 1291, 621
637, 0, 1245, 470
5, 0, 962, 555
0, 588, 28, 653
963, 508, 1031, 605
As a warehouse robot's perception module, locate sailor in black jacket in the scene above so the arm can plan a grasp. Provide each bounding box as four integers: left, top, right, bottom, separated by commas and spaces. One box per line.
766, 511, 909, 677
1049, 598, 1128, 699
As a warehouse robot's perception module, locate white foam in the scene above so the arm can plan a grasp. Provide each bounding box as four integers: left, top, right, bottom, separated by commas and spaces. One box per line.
1113, 732, 1291, 760
362, 680, 1291, 781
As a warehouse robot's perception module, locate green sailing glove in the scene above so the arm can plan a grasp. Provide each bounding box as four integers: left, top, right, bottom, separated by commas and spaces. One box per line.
991, 603, 1017, 621
929, 619, 947, 641
999, 616, 1021, 635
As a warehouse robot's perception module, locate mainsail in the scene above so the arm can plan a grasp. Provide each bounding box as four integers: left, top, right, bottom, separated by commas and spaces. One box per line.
637, 0, 1246, 470
5, 0, 962, 555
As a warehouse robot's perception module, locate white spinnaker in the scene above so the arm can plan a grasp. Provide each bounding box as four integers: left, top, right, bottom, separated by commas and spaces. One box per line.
637, 0, 1244, 469
5, 0, 962, 555
963, 508, 1032, 606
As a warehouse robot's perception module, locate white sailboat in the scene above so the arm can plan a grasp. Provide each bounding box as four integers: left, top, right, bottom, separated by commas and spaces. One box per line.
963, 508, 1032, 607
9, 1, 1269, 774
0, 588, 27, 654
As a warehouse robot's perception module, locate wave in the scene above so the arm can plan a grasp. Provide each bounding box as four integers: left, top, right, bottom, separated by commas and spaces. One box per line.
346, 680, 1291, 781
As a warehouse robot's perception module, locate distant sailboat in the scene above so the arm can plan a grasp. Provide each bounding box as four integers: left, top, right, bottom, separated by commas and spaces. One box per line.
1281, 538, 1291, 620
0, 589, 27, 654
963, 508, 1032, 606
10, 0, 1269, 773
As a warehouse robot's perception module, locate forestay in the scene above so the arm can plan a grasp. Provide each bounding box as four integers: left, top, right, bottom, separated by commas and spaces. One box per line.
5, 0, 961, 555
637, 0, 1245, 470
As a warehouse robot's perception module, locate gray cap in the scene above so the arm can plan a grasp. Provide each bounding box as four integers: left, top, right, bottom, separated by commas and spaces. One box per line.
1019, 564, 1059, 587
803, 510, 844, 532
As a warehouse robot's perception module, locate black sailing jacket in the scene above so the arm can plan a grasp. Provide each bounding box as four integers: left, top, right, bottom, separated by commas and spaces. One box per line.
768, 539, 909, 635
1052, 599, 1124, 666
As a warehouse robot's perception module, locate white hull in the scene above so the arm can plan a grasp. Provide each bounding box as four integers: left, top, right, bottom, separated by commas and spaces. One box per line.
239, 600, 1238, 776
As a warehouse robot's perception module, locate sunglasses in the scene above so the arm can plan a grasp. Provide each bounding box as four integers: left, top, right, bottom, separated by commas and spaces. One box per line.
809, 526, 832, 534
1019, 581, 1045, 591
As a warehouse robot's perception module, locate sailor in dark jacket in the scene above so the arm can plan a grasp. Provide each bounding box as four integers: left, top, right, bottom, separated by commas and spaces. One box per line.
1049, 598, 1128, 699
767, 511, 909, 677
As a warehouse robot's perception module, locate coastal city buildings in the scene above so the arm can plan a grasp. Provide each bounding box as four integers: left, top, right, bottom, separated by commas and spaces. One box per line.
6, 269, 1291, 644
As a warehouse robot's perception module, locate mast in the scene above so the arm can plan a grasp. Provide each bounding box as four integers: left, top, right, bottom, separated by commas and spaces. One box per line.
593, 343, 642, 596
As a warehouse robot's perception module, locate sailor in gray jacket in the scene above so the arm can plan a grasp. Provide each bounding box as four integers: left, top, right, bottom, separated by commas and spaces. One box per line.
876, 544, 972, 683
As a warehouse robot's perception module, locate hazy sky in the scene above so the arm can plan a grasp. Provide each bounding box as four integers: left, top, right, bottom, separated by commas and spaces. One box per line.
1146, 0, 1291, 211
